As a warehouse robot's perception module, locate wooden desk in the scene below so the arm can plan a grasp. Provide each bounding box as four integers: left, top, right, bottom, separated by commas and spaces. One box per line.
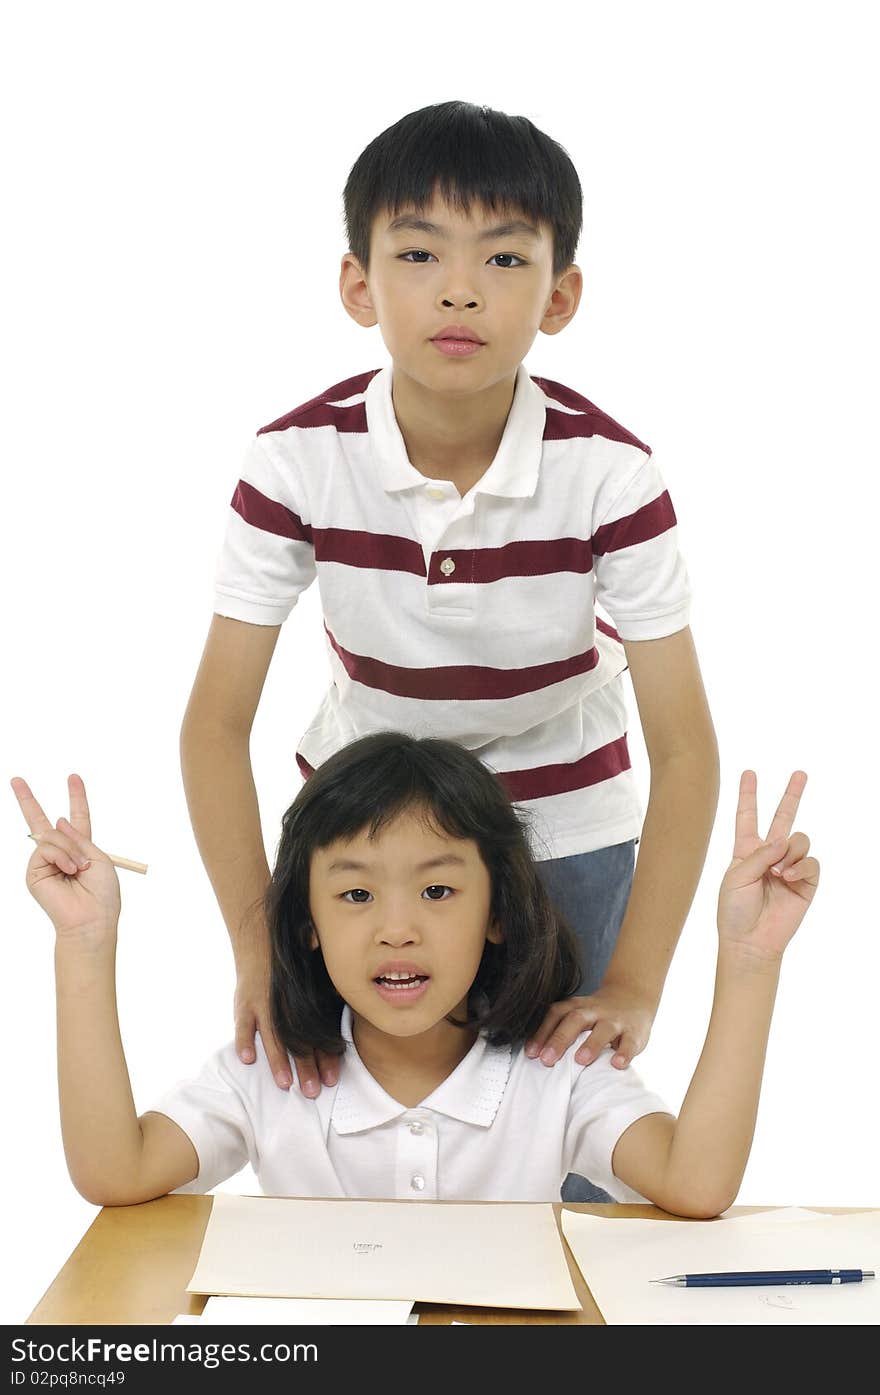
26, 1198, 855, 1326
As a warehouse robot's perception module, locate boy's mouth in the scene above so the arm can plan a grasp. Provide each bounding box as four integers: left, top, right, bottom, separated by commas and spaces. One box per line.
431, 325, 485, 344
431, 337, 484, 357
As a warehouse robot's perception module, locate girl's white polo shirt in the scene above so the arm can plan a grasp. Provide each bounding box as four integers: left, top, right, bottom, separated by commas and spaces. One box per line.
151, 1007, 669, 1203
213, 363, 691, 859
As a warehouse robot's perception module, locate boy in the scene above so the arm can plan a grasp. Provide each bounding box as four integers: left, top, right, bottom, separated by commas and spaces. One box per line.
180, 102, 719, 1200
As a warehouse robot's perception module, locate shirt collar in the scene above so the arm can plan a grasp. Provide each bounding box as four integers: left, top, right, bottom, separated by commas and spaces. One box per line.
329, 1004, 513, 1135
364, 361, 546, 500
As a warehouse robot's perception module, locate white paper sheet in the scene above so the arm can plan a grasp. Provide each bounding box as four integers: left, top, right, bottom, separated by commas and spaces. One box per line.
561, 1207, 880, 1324
187, 1195, 581, 1311
199, 1295, 414, 1324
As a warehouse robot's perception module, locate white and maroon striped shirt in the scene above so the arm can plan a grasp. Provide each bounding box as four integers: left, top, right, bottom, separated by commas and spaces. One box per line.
214, 363, 691, 860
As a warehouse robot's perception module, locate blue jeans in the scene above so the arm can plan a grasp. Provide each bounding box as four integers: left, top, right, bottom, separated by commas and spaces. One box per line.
535, 840, 636, 1204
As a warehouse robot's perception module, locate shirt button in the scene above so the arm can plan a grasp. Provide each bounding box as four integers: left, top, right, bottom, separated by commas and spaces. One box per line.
410, 1174, 426, 1192
439, 557, 456, 576
426, 486, 445, 500
408, 1120, 424, 1135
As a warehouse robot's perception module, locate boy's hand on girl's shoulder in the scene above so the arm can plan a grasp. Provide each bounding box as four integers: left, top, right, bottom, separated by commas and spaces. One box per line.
291, 1048, 341, 1098
233, 931, 339, 1095
233, 936, 293, 1089
11, 773, 120, 941
525, 982, 656, 1071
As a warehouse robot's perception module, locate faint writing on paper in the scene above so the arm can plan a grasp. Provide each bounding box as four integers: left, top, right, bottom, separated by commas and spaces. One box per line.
761, 1292, 797, 1310
353, 1242, 384, 1254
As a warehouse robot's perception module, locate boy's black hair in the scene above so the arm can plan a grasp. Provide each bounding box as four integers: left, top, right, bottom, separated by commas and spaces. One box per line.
343, 101, 583, 280
266, 732, 582, 1056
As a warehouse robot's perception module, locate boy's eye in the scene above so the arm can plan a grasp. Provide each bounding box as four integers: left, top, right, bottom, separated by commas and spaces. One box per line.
398, 250, 525, 268
341, 888, 373, 904
422, 884, 453, 901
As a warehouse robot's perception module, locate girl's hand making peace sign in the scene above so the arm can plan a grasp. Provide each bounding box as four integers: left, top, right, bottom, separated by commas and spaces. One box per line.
11, 774, 120, 942
717, 770, 820, 961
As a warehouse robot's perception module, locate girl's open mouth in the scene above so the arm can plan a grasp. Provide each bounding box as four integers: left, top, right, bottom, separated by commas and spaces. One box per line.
373, 973, 430, 1004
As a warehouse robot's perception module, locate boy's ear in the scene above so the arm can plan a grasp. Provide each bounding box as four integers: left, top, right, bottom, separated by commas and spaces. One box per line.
540, 264, 583, 337
485, 917, 503, 945
339, 252, 378, 328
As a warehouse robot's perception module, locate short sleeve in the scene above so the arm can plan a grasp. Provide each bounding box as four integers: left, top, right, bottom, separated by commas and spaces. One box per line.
592, 456, 691, 641
150, 1044, 257, 1194
564, 1047, 670, 1202
213, 435, 318, 625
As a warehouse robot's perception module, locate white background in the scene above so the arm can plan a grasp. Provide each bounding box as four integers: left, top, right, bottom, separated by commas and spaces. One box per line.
2, 1, 877, 1325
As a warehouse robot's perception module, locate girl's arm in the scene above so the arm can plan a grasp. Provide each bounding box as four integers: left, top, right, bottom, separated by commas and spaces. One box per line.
54, 934, 199, 1205
611, 770, 819, 1218
13, 775, 199, 1205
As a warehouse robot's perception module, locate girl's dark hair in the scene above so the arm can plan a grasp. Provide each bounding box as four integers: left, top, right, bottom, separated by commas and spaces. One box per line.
342, 101, 583, 280
266, 733, 582, 1057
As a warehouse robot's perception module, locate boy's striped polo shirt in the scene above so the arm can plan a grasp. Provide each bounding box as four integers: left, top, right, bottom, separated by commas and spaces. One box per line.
214, 362, 691, 860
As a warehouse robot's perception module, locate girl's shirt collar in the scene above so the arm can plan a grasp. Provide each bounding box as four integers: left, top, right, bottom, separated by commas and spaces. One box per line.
327, 1004, 513, 1134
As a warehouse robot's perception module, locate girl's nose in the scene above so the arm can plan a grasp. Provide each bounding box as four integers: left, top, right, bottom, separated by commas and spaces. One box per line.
375, 915, 421, 947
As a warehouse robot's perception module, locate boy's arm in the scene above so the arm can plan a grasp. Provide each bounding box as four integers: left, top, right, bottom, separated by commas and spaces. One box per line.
13, 776, 199, 1205
528, 626, 719, 1068
610, 770, 818, 1217
590, 625, 720, 1057
180, 616, 338, 1095
180, 614, 282, 1073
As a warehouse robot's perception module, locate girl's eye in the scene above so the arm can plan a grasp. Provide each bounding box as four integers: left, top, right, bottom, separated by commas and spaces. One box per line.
398, 250, 525, 268
341, 888, 373, 904
422, 884, 453, 901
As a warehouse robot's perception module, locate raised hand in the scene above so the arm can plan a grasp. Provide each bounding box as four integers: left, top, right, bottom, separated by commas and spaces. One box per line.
717, 770, 819, 961
11, 774, 120, 940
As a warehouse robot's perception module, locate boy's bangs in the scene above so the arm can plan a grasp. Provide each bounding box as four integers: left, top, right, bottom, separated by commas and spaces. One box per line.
373, 103, 572, 238
383, 170, 545, 236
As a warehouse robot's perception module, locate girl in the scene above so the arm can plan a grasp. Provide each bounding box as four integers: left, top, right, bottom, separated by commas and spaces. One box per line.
12, 734, 817, 1216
